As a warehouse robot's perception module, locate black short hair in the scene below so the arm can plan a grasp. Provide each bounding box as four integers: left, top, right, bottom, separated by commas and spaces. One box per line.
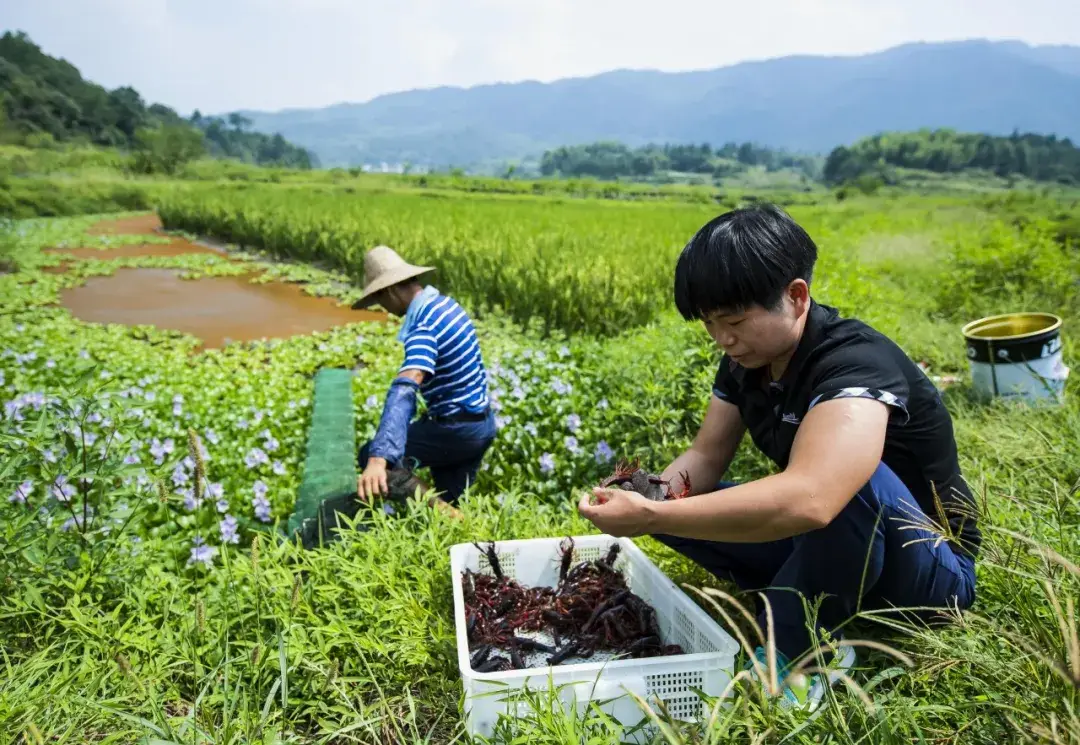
673, 203, 817, 320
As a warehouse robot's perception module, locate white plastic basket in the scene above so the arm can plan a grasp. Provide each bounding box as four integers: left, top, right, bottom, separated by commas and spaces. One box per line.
450, 534, 739, 741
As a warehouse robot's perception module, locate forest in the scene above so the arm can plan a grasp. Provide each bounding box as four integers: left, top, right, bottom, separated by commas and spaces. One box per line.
539, 141, 822, 180
824, 129, 1080, 185
0, 31, 314, 169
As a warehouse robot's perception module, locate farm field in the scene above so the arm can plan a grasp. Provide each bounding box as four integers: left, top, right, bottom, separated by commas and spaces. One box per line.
2, 183, 1080, 744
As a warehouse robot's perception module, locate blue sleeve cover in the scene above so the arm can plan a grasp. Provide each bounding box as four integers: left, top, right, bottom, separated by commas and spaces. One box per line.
367, 377, 419, 465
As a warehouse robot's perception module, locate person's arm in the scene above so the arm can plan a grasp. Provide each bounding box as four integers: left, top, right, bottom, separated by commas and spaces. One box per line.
644, 396, 888, 541
359, 327, 437, 501
579, 396, 889, 541
659, 396, 746, 497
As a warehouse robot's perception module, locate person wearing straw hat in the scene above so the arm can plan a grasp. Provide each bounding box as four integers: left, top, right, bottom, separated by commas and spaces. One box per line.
351, 246, 496, 507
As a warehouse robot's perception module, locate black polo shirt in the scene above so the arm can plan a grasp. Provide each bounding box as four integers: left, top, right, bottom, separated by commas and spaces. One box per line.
713, 300, 981, 558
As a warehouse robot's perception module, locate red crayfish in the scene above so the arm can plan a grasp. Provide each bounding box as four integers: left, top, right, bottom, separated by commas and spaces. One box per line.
598, 458, 692, 501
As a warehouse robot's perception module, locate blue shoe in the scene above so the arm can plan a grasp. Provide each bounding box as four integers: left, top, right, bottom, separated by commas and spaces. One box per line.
745, 644, 856, 714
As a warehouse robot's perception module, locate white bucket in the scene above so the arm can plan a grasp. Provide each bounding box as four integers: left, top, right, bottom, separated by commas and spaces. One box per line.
962, 312, 1068, 404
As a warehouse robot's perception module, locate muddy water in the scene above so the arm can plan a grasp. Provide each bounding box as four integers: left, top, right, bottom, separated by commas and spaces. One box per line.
46, 243, 223, 260
62, 268, 385, 348
58, 213, 386, 349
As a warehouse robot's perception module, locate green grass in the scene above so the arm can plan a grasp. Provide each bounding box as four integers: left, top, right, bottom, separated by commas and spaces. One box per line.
2, 192, 1080, 743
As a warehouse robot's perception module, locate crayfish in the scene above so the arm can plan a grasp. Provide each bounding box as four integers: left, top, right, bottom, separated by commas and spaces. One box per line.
463, 537, 683, 673
598, 458, 691, 501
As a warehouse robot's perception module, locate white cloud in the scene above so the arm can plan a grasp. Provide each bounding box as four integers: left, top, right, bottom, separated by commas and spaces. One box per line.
4, 0, 1079, 114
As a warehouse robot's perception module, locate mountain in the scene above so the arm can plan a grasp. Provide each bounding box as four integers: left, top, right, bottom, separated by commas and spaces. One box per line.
234, 39, 1080, 169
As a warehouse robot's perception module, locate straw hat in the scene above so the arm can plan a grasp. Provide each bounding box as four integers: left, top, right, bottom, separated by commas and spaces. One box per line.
351, 245, 434, 309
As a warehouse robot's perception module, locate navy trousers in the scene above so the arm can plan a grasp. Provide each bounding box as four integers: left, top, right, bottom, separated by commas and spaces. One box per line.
358, 410, 497, 504
652, 462, 977, 662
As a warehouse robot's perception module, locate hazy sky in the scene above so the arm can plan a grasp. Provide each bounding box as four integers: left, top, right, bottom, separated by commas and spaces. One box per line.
6, 0, 1079, 115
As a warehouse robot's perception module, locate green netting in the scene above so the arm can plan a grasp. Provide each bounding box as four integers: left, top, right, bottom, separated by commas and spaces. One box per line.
287, 368, 359, 543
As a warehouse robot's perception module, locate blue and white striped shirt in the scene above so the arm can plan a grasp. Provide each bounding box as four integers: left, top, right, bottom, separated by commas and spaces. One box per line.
400, 292, 489, 417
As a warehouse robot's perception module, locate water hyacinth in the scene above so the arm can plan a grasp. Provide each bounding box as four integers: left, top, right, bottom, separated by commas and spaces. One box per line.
272, 460, 286, 476
564, 436, 581, 455
524, 423, 538, 437
171, 465, 190, 487
51, 475, 75, 503
595, 440, 614, 464
245, 448, 269, 468
566, 413, 581, 432
365, 394, 379, 409
205, 428, 220, 445
253, 480, 268, 498
550, 379, 571, 396
207, 482, 224, 500
216, 498, 230, 513
150, 438, 174, 465
253, 493, 272, 522
9, 480, 32, 504
219, 515, 240, 544
187, 536, 217, 568
539, 453, 555, 474
182, 488, 201, 511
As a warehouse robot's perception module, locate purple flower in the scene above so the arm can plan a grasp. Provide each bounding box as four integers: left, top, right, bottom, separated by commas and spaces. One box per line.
551, 379, 571, 396
598, 398, 609, 410
539, 453, 555, 474
236, 418, 249, 430
558, 345, 570, 358
253, 494, 272, 522
253, 480, 268, 498
566, 414, 581, 432
5, 400, 24, 421
365, 395, 379, 409
123, 453, 140, 466
144, 391, 156, 403
252, 410, 265, 425
78, 349, 90, 360
187, 536, 217, 568
495, 415, 510, 430
594, 441, 614, 464
272, 461, 286, 476
299, 398, 309, 407
9, 480, 32, 504
181, 488, 201, 511
205, 429, 220, 445
524, 423, 538, 437
61, 509, 93, 532
244, 448, 269, 469
173, 394, 184, 405
173, 403, 184, 417
171, 465, 190, 487
88, 412, 103, 424
43, 447, 58, 464
216, 498, 230, 513
150, 438, 174, 465
45, 359, 56, 369
207, 482, 224, 499
219, 515, 240, 544
512, 386, 526, 400
52, 476, 75, 503
564, 436, 580, 455
263, 436, 279, 453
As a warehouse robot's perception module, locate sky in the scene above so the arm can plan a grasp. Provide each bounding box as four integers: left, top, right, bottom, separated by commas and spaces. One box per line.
5, 0, 1080, 115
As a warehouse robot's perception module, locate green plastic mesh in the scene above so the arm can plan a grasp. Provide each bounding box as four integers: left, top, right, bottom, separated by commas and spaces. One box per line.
287, 368, 359, 541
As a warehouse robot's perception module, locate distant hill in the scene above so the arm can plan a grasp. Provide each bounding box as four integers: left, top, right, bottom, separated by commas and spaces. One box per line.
0, 31, 315, 168
234, 39, 1080, 169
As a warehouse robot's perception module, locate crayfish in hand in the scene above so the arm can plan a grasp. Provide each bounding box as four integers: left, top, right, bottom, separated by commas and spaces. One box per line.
598, 458, 692, 501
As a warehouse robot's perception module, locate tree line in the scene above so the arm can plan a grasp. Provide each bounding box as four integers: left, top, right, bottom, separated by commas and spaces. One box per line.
0, 31, 314, 171
539, 141, 822, 180
824, 129, 1080, 185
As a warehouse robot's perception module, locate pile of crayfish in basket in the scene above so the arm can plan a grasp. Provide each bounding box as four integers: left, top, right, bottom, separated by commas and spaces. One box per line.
463, 536, 684, 673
